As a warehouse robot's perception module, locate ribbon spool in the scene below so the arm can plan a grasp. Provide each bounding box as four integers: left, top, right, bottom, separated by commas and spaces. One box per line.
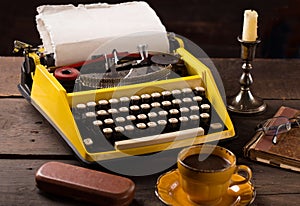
54, 67, 80, 93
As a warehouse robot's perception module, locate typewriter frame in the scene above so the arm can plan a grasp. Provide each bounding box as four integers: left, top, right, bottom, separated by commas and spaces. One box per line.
17, 40, 235, 164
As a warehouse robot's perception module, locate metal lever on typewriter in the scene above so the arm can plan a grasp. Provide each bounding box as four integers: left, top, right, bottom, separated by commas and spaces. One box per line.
107, 44, 149, 70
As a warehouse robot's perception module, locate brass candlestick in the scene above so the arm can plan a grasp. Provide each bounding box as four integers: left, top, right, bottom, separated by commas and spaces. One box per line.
227, 37, 266, 114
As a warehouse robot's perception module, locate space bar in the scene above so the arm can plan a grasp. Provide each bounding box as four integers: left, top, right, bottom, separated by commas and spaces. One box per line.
114, 127, 204, 150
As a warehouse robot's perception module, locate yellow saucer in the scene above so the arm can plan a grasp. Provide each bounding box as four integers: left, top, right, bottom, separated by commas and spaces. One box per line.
155, 169, 255, 206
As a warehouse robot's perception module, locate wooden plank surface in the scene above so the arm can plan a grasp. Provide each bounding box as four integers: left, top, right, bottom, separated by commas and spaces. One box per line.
0, 159, 299, 206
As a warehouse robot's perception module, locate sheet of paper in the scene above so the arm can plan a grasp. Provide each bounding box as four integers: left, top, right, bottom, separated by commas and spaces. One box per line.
36, 2, 169, 66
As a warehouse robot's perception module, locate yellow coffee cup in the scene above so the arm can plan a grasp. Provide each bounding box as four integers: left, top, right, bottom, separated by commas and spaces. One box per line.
177, 144, 252, 205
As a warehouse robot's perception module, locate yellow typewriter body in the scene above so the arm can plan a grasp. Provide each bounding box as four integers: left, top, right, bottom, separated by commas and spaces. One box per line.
17, 40, 235, 164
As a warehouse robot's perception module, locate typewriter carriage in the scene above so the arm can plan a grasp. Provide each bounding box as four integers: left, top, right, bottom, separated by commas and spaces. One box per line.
16, 35, 235, 164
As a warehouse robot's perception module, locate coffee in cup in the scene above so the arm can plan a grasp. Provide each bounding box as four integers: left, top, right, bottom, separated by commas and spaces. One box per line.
177, 144, 252, 205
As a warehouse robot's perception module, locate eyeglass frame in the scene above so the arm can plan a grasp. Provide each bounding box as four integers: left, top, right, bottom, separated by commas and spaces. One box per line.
256, 115, 300, 144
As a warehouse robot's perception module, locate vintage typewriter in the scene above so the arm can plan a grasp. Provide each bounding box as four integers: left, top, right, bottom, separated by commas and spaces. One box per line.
15, 35, 235, 164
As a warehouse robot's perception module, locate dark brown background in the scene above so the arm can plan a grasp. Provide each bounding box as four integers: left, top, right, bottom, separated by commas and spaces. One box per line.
1, 0, 300, 58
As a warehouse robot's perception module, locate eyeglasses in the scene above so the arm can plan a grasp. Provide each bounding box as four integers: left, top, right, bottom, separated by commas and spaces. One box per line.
256, 115, 300, 144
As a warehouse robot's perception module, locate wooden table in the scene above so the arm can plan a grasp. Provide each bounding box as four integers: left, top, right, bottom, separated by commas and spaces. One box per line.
1, 57, 299, 205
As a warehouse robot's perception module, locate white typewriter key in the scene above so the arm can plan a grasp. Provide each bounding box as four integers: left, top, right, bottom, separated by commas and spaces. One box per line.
115, 117, 126, 124
180, 107, 190, 115
103, 128, 113, 140
179, 116, 189, 130
83, 138, 93, 146
190, 106, 200, 115
98, 100, 109, 109
140, 104, 151, 113
151, 92, 161, 102
136, 123, 147, 129
109, 98, 119, 107
141, 94, 151, 103
108, 108, 119, 115
76, 103, 86, 110
161, 101, 172, 110
120, 96, 130, 104
97, 110, 109, 120
85, 112, 97, 118
93, 120, 103, 127
193, 96, 203, 104
147, 121, 157, 128
137, 114, 148, 120
200, 104, 211, 113
171, 89, 182, 97
157, 119, 167, 127
119, 107, 129, 114
86, 101, 97, 111
172, 99, 182, 108
169, 109, 180, 118
104, 118, 114, 128
182, 97, 193, 103
182, 88, 193, 96
125, 125, 135, 131
168, 118, 179, 130
158, 110, 168, 118
148, 112, 158, 119
162, 90, 172, 101
124, 125, 135, 138
194, 86, 206, 96
151, 102, 161, 108
130, 105, 140, 115
190, 115, 200, 127
130, 95, 140, 105
126, 115, 137, 121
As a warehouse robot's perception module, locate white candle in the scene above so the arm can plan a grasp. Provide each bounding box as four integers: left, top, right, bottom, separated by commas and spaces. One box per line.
242, 10, 258, 41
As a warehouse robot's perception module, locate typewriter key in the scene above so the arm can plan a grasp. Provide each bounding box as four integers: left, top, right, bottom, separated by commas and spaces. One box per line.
179, 116, 189, 130
103, 128, 113, 141
130, 95, 140, 105
98, 100, 109, 110
151, 92, 161, 102
93, 120, 103, 128
147, 121, 158, 136
151, 102, 161, 108
119, 96, 130, 107
169, 109, 180, 118
182, 88, 193, 97
85, 112, 97, 124
83, 138, 93, 146
168, 118, 179, 131
74, 103, 86, 119
190, 105, 200, 116
86, 101, 97, 112
141, 93, 151, 104
200, 104, 211, 114
108, 108, 119, 116
200, 113, 211, 134
140, 103, 151, 114
126, 115, 137, 122
182, 97, 193, 107
129, 105, 140, 116
119, 107, 129, 115
194, 86, 206, 97
114, 126, 125, 140
158, 110, 168, 119
109, 98, 120, 108
97, 110, 109, 120
161, 101, 172, 111
172, 99, 182, 109
189, 115, 200, 128
193, 96, 203, 106
115, 117, 126, 127
104, 118, 115, 128
137, 114, 148, 123
161, 90, 172, 101
171, 89, 182, 98
148, 112, 158, 122
124, 125, 135, 138
157, 119, 168, 133
180, 107, 190, 116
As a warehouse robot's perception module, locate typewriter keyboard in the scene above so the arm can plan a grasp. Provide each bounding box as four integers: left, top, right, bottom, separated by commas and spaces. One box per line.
73, 86, 225, 152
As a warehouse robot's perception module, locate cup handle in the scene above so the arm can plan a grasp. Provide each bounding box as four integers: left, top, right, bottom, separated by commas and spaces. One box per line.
230, 165, 252, 186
